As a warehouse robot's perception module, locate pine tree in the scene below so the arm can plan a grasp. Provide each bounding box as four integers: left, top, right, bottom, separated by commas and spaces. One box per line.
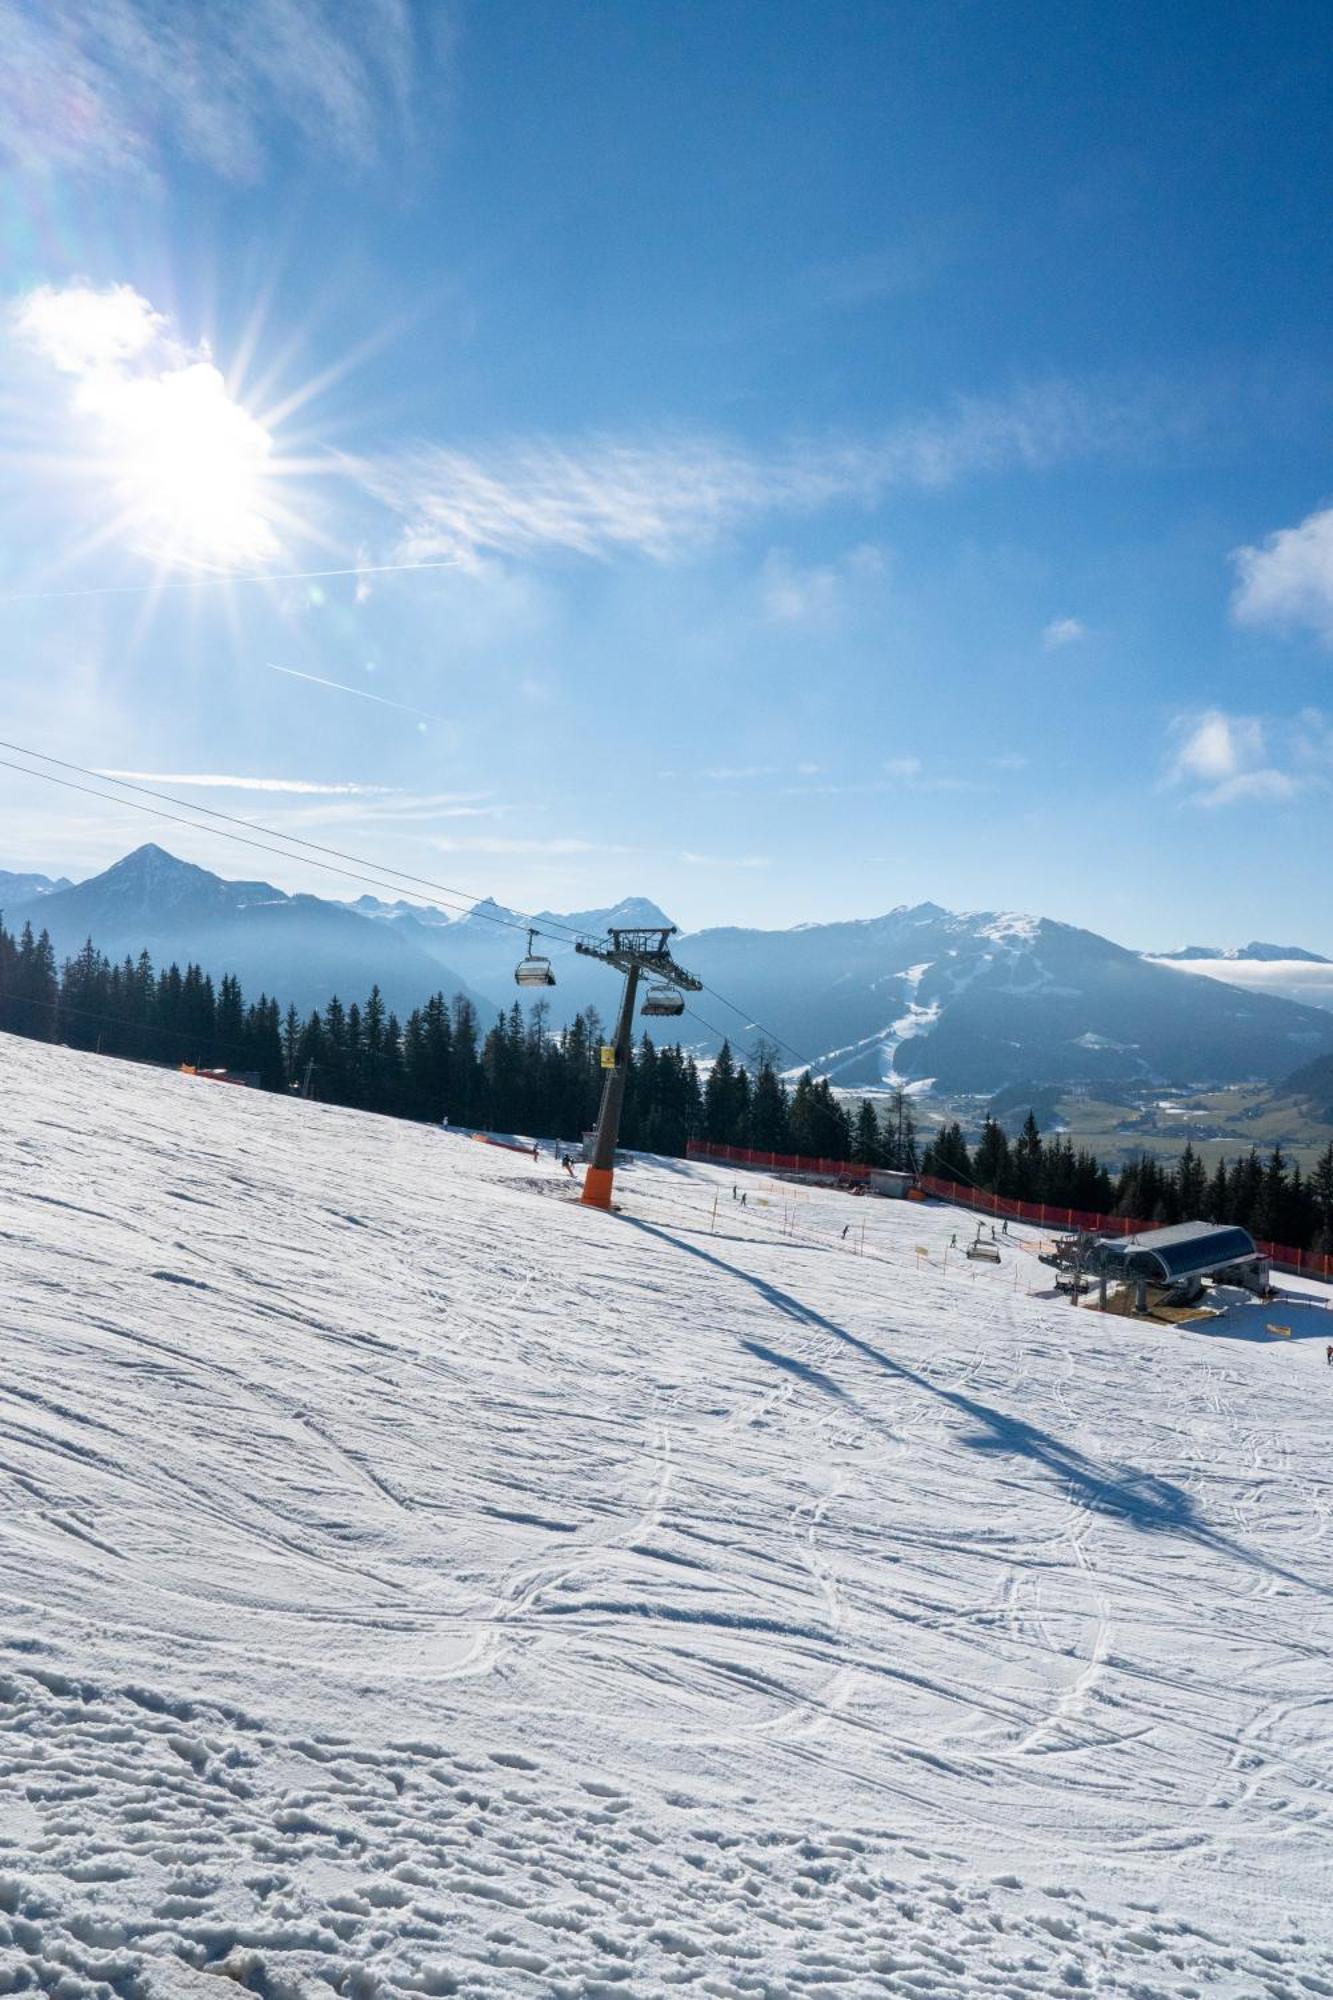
1205, 1156, 1230, 1223
851, 1098, 883, 1166
749, 1060, 790, 1152
1011, 1111, 1044, 1200
1311, 1144, 1333, 1253
704, 1041, 740, 1143
923, 1120, 972, 1186
973, 1116, 1011, 1193
1175, 1142, 1207, 1219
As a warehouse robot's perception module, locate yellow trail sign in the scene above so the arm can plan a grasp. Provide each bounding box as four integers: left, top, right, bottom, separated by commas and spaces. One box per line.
599, 1045, 617, 1069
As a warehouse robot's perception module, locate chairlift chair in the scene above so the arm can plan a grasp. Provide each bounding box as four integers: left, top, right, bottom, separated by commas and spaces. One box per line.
641, 980, 685, 1018
966, 1222, 1002, 1264
514, 929, 556, 988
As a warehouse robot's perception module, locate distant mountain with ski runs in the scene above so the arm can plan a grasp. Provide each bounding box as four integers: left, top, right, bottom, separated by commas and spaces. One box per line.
7, 845, 1333, 1094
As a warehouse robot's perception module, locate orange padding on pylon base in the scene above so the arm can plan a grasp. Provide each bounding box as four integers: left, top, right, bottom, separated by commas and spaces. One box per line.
581, 1166, 615, 1209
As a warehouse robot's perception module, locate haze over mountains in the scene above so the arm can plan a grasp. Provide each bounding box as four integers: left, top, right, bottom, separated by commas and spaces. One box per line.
6, 843, 1333, 1095
1156, 942, 1331, 963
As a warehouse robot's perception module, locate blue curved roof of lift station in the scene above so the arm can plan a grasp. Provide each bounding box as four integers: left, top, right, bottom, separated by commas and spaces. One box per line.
1103, 1222, 1260, 1282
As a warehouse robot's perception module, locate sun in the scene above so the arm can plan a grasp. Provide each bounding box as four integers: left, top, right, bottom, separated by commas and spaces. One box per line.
91, 355, 281, 570
9, 280, 336, 584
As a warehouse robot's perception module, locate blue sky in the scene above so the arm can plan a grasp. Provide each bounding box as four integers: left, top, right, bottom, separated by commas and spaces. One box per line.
3, 0, 1333, 949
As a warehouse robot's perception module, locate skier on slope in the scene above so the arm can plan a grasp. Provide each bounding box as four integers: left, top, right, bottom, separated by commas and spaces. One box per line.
1326, 1343, 1332, 1366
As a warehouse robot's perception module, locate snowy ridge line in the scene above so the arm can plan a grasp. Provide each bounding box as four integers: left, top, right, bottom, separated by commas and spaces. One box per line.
3, 1035, 1333, 1995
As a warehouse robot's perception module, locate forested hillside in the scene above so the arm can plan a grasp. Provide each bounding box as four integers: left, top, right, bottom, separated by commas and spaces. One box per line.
4, 911, 1332, 1249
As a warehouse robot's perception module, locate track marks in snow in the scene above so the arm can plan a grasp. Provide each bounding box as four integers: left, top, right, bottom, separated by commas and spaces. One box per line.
5, 1036, 1333, 1989
2, 1665, 1329, 2000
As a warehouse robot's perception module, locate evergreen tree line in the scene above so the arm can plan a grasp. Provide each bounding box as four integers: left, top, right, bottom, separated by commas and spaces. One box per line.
922, 1110, 1333, 1255
4, 913, 1330, 1252
0, 918, 921, 1165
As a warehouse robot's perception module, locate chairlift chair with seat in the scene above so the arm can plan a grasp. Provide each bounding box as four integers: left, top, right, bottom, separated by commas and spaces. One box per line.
966, 1222, 1002, 1264
641, 980, 685, 1018
515, 929, 557, 988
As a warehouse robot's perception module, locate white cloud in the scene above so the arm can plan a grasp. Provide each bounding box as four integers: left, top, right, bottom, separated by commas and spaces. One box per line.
759, 542, 886, 626
884, 756, 922, 780
1042, 616, 1087, 649
14, 282, 283, 567
433, 837, 633, 857
1196, 768, 1301, 807
679, 851, 771, 869
702, 765, 780, 782
361, 379, 1168, 568
1166, 706, 1314, 808
1232, 506, 1333, 645
0, 0, 421, 183
1171, 709, 1256, 784
13, 282, 163, 374
97, 770, 392, 795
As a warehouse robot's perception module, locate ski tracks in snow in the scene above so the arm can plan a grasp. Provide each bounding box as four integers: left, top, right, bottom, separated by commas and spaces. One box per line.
3, 1038, 1333, 1993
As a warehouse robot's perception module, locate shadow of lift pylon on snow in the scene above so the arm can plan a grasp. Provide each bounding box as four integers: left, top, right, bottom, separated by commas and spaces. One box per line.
623, 1216, 1332, 1604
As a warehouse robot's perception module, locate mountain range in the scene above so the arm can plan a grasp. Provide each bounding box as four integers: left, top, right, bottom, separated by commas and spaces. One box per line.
1155, 941, 1330, 963
6, 843, 1333, 1095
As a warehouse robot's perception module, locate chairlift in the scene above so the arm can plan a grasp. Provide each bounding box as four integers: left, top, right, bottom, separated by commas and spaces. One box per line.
966, 1222, 1002, 1264
514, 929, 556, 989
641, 980, 685, 1018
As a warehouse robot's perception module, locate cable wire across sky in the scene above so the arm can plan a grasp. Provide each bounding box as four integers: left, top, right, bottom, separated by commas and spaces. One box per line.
3, 735, 829, 1075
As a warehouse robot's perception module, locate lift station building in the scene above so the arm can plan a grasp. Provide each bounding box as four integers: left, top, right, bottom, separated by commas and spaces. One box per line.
1091, 1220, 1267, 1308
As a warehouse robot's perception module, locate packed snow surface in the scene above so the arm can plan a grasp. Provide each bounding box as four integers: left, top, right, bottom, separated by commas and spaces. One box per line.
2, 1035, 1332, 1999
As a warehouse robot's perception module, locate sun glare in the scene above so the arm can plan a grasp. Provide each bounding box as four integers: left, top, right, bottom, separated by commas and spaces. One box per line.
85, 357, 280, 569
11, 281, 319, 578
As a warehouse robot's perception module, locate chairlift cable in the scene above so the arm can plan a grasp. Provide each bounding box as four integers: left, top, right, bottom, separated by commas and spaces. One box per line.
0, 747, 597, 950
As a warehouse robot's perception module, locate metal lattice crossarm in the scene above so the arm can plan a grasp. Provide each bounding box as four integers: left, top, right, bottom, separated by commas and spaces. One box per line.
574, 927, 702, 992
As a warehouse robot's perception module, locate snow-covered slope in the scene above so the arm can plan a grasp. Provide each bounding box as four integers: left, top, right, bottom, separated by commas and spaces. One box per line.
3, 1035, 1332, 1997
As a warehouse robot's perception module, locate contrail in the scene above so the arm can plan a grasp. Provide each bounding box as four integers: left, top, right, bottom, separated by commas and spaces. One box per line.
269, 662, 445, 722
0, 557, 460, 605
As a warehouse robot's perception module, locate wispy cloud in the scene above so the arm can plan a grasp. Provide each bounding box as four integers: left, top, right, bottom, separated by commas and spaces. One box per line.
433, 836, 634, 857
1042, 615, 1088, 649
759, 542, 886, 626
0, 0, 422, 183
96, 769, 392, 796
1166, 705, 1322, 808
361, 378, 1177, 568
882, 756, 980, 794
702, 764, 781, 782
1232, 505, 1333, 645
804, 236, 949, 310
679, 851, 771, 870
